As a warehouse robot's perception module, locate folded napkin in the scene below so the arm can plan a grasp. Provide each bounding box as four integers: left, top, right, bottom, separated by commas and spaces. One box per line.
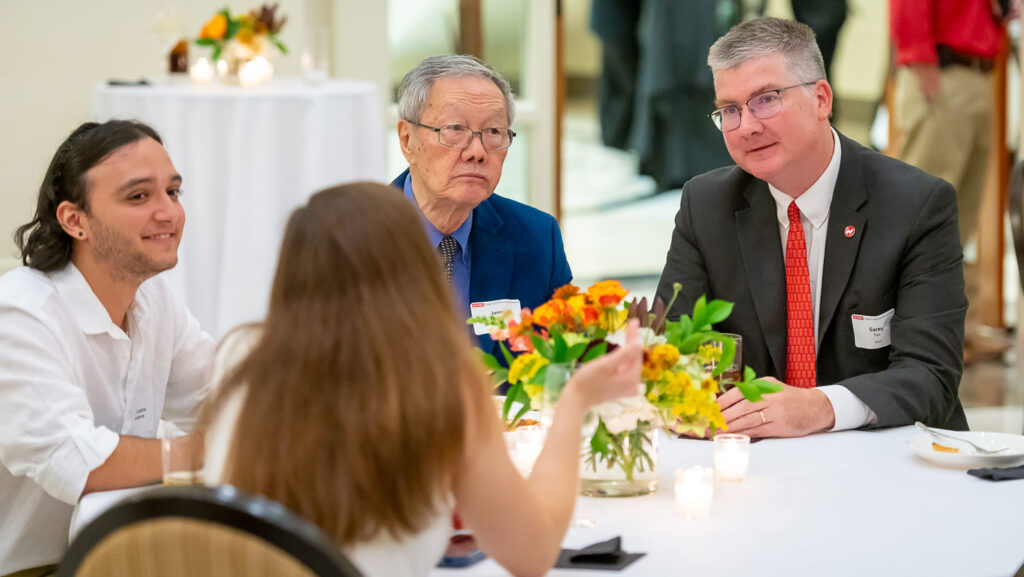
967, 464, 1024, 481
555, 536, 645, 571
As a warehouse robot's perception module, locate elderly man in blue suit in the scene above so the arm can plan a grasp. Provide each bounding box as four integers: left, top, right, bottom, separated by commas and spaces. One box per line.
391, 55, 572, 354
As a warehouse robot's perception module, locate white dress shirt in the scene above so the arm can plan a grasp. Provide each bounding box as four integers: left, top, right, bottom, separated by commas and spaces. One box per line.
767, 128, 878, 431
0, 264, 215, 574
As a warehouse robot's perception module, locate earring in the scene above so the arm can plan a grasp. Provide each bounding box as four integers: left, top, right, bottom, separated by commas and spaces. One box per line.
78, 232, 83, 237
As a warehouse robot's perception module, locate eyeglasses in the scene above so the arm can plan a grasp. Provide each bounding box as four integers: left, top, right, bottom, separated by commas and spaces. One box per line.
411, 122, 516, 150
708, 81, 818, 132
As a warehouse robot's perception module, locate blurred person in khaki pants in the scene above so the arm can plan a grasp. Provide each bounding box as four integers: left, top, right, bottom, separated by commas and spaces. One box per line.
890, 0, 1015, 364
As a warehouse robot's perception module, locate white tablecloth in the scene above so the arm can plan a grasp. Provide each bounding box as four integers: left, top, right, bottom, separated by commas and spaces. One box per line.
438, 426, 1023, 577
93, 78, 385, 338
72, 427, 1024, 576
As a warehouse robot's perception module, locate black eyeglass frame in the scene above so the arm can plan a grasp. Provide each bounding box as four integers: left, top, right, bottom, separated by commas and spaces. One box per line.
410, 121, 517, 150
708, 81, 820, 132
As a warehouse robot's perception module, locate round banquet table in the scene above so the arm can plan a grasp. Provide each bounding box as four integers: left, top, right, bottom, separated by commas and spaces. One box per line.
434, 426, 1024, 577
92, 78, 386, 338
71, 426, 1024, 576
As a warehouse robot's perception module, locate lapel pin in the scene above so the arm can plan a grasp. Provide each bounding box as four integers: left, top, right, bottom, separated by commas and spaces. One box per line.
844, 226, 856, 238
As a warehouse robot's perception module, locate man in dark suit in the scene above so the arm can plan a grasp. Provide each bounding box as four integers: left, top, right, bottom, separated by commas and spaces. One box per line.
392, 55, 572, 355
656, 18, 967, 437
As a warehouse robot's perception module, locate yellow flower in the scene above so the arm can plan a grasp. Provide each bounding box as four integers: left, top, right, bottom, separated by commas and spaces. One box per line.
508, 353, 548, 385
697, 343, 721, 365
199, 14, 228, 39
642, 344, 681, 381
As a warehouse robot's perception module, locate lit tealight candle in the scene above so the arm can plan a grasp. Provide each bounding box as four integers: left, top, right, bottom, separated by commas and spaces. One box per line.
189, 56, 214, 83
713, 434, 750, 482
511, 425, 545, 477
239, 56, 273, 86
674, 466, 713, 518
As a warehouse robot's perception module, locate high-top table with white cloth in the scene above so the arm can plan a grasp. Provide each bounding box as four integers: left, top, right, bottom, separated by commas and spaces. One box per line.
71, 427, 1024, 576
93, 78, 385, 338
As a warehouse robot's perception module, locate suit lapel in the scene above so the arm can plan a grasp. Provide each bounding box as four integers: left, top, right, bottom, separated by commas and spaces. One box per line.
469, 198, 515, 353
818, 135, 866, 342
736, 179, 787, 376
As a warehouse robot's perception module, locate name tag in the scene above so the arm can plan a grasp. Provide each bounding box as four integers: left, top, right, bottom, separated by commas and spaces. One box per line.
851, 308, 894, 350
470, 299, 521, 335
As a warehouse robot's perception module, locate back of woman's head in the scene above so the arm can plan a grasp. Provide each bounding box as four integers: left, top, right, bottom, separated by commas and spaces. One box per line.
210, 181, 489, 544
15, 120, 163, 271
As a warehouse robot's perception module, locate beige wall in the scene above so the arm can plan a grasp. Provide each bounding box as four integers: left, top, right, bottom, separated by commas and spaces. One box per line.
765, 0, 888, 103
0, 0, 308, 273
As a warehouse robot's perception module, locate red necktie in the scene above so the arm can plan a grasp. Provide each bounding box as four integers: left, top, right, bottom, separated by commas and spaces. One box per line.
785, 201, 816, 388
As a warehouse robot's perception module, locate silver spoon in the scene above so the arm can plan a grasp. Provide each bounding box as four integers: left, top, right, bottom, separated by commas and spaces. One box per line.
914, 422, 1008, 455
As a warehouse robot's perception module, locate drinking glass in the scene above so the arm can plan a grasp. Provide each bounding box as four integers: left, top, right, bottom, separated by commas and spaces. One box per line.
706, 333, 742, 391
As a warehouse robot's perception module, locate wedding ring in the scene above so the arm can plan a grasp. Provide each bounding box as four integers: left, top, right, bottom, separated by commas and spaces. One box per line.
758, 410, 767, 425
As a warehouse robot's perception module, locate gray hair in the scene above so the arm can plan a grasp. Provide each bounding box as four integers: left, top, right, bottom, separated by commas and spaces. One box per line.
397, 54, 515, 126
707, 17, 825, 83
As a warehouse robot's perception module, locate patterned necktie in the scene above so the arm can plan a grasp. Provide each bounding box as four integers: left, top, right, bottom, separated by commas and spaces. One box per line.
785, 201, 816, 388
438, 235, 459, 287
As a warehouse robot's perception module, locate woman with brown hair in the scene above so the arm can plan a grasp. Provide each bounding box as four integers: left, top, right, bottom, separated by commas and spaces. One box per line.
200, 181, 642, 577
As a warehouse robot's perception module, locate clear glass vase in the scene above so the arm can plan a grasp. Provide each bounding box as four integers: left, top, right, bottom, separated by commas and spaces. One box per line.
580, 423, 658, 497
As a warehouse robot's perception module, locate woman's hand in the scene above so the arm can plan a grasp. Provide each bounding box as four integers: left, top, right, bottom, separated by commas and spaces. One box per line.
565, 319, 643, 407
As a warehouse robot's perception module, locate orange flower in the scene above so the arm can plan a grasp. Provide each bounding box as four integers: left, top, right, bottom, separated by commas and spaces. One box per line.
587, 280, 628, 307
552, 284, 581, 300
199, 14, 228, 39
580, 305, 601, 328
532, 300, 563, 327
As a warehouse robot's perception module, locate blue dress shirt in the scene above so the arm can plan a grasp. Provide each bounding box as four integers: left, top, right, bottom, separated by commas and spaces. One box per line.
403, 176, 473, 314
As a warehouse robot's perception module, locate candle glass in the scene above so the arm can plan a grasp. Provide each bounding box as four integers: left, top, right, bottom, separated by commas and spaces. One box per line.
161, 434, 204, 486
510, 425, 545, 477
674, 466, 714, 518
713, 434, 750, 482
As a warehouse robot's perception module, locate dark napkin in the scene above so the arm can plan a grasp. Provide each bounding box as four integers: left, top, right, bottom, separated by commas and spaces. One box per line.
555, 536, 645, 571
967, 464, 1024, 481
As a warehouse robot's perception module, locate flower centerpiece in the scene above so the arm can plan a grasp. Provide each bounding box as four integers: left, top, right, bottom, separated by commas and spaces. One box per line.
195, 4, 287, 81
470, 281, 780, 497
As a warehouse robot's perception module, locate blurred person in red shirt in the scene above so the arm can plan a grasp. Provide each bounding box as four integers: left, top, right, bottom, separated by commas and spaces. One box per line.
890, 0, 1014, 364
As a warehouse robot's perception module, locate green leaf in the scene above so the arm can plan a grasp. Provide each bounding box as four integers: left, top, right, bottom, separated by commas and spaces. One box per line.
531, 334, 554, 359
712, 333, 735, 378
754, 378, 782, 395
479, 351, 502, 372
211, 44, 223, 62
529, 364, 549, 387
502, 383, 521, 422
705, 300, 734, 325
692, 295, 708, 331
679, 332, 707, 354
581, 340, 608, 363
552, 329, 567, 362
566, 342, 588, 362
744, 366, 756, 382
194, 38, 217, 46
271, 38, 288, 54
498, 341, 515, 367
736, 380, 765, 403
589, 420, 612, 457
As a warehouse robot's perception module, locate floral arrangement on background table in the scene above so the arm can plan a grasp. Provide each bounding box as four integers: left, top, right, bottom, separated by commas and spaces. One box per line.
470, 281, 779, 497
195, 3, 287, 81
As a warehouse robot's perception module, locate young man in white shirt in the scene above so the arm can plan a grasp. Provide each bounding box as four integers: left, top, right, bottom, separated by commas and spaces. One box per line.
0, 120, 215, 577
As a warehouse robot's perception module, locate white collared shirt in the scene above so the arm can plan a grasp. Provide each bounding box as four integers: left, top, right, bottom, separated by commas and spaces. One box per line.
0, 264, 215, 574
767, 128, 877, 431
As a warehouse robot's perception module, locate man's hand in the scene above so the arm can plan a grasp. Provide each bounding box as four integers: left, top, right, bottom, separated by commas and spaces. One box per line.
909, 64, 941, 102
717, 378, 835, 438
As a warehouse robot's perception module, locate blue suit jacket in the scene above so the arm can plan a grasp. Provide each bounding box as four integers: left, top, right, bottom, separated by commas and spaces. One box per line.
391, 170, 573, 355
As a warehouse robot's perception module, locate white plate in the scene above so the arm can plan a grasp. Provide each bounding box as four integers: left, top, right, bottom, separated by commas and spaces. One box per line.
907, 430, 1024, 468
